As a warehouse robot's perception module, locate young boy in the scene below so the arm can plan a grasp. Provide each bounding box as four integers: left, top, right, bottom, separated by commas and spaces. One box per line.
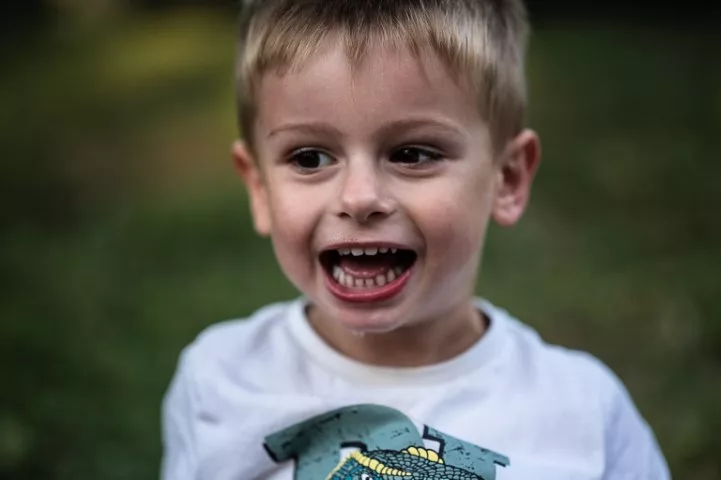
162, 0, 670, 479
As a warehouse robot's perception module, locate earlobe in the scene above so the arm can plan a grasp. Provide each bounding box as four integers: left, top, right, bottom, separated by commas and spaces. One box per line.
232, 140, 272, 236
492, 129, 541, 227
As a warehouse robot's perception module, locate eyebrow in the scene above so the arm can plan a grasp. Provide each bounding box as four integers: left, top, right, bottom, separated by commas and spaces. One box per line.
267, 122, 342, 139
267, 117, 464, 140
379, 118, 465, 138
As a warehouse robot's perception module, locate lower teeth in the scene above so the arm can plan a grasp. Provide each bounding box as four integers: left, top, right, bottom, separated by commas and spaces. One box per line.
333, 266, 406, 288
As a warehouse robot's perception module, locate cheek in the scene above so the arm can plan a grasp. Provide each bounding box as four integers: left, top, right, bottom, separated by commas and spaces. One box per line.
410, 175, 494, 267
267, 180, 320, 238
266, 188, 321, 281
422, 199, 488, 265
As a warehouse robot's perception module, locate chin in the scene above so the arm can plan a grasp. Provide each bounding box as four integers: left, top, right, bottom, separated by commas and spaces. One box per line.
321, 300, 414, 335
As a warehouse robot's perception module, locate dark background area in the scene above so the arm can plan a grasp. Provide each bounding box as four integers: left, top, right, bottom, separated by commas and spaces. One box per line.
3, 0, 720, 25
1, 1, 719, 479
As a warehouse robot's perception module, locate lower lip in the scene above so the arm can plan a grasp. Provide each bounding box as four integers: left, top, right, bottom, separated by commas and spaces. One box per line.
323, 266, 413, 303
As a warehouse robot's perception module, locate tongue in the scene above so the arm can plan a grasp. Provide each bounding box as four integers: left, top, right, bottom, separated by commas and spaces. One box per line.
338, 255, 397, 278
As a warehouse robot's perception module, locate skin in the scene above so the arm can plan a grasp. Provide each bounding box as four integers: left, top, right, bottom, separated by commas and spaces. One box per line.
233, 40, 540, 367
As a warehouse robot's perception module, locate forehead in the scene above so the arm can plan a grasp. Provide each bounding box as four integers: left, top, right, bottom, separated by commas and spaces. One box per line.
252, 42, 486, 143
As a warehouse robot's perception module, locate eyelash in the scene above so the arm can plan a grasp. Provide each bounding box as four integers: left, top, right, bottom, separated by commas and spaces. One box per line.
389, 146, 444, 165
287, 148, 334, 172
285, 145, 445, 173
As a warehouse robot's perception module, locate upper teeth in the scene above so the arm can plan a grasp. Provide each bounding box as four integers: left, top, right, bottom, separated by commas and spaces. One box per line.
338, 247, 397, 256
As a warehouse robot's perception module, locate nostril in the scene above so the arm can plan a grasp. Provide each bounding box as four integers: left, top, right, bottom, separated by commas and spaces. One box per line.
337, 179, 393, 222
338, 209, 389, 223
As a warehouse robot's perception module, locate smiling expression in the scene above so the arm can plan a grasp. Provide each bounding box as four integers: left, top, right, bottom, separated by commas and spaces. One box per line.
235, 40, 537, 339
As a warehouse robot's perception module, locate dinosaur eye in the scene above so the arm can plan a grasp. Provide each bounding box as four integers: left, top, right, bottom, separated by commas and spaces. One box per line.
360, 474, 372, 480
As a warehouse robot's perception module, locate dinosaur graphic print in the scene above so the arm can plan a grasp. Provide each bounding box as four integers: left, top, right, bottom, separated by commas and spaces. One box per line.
264, 404, 509, 480
326, 446, 483, 479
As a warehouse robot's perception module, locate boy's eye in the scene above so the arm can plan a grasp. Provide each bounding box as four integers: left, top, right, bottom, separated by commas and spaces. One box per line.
390, 147, 443, 165
288, 149, 334, 171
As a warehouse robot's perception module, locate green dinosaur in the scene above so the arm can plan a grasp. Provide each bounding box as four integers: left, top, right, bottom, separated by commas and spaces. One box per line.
326, 446, 483, 480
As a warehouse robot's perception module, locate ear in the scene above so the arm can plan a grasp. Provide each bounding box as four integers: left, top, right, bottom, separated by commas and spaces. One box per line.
232, 140, 272, 236
492, 129, 541, 227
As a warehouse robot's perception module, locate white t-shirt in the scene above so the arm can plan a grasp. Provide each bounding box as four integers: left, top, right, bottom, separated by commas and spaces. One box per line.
161, 298, 670, 480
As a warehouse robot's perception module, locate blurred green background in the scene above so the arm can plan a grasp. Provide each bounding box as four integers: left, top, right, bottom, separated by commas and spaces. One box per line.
1, 1, 719, 479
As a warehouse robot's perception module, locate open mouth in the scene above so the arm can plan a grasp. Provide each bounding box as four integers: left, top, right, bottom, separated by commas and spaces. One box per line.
319, 246, 417, 290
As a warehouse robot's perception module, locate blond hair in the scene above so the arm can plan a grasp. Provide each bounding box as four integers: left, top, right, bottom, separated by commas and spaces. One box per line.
236, 0, 529, 153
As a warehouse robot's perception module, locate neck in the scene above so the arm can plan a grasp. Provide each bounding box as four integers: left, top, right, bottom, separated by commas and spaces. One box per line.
306, 301, 487, 367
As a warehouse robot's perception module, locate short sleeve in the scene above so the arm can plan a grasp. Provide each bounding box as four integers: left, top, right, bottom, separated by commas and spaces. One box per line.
161, 347, 199, 480
602, 374, 671, 480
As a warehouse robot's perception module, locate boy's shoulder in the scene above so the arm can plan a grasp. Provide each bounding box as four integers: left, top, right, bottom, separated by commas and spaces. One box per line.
188, 299, 297, 354
484, 301, 631, 406
172, 298, 305, 388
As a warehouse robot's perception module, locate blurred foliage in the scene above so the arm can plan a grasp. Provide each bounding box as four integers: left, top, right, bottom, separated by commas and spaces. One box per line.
1, 4, 720, 480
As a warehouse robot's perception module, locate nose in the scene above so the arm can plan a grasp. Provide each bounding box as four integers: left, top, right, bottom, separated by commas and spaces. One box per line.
337, 159, 394, 224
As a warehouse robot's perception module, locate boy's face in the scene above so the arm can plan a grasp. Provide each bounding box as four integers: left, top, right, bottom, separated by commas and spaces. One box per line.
235, 42, 539, 335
